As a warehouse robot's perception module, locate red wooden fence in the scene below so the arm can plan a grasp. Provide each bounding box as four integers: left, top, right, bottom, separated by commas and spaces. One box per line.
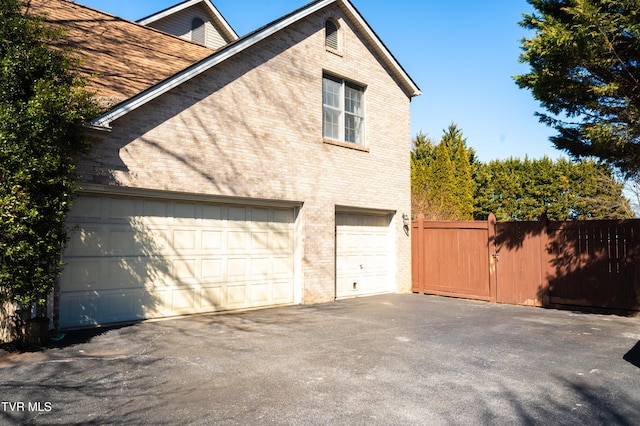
412, 215, 640, 314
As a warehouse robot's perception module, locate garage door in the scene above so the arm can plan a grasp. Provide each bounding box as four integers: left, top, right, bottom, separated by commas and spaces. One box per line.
59, 194, 296, 328
335, 212, 392, 299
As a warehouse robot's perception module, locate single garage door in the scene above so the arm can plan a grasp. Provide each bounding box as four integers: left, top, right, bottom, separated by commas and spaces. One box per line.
59, 194, 296, 328
335, 212, 392, 299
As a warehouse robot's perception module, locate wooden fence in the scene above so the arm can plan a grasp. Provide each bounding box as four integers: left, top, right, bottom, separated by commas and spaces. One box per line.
412, 215, 640, 314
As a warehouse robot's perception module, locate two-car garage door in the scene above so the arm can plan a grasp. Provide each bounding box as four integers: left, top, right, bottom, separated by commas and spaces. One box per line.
59, 194, 296, 328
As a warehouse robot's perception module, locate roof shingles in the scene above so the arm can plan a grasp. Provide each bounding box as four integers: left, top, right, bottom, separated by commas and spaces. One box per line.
26, 0, 215, 106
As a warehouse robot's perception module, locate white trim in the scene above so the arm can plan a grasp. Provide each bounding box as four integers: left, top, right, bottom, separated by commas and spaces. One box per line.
92, 0, 421, 128
77, 184, 303, 209
339, 1, 421, 98
137, 0, 238, 41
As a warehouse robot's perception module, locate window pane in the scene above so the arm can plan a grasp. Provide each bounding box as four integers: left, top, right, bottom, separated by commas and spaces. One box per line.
323, 78, 341, 108
345, 85, 363, 115
323, 107, 340, 140
345, 114, 363, 144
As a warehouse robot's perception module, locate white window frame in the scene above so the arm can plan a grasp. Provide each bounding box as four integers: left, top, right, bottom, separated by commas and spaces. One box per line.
322, 75, 365, 145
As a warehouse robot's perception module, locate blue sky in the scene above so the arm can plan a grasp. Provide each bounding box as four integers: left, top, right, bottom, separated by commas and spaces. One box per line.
78, 0, 561, 163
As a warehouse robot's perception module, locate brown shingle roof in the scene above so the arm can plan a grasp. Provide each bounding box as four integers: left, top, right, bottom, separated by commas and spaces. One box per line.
25, 0, 215, 106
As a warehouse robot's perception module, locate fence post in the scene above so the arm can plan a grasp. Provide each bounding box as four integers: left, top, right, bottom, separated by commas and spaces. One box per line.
488, 213, 497, 303
413, 214, 425, 293
539, 213, 550, 306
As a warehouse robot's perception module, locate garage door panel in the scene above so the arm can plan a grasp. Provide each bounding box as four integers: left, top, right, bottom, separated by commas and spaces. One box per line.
172, 229, 198, 252
173, 258, 198, 281
170, 288, 198, 312
106, 257, 149, 289
273, 281, 294, 303
273, 209, 294, 223
202, 231, 223, 251
228, 206, 247, 221
251, 207, 269, 222
60, 260, 101, 291
250, 283, 270, 304
66, 227, 103, 255
60, 294, 98, 327
228, 231, 248, 250
251, 258, 271, 279
200, 285, 224, 309
273, 231, 293, 250
108, 197, 137, 220
273, 257, 293, 277
227, 284, 249, 308
61, 195, 296, 328
251, 231, 270, 251
227, 258, 248, 279
174, 202, 197, 223
201, 258, 224, 281
142, 199, 167, 217
69, 195, 103, 220
98, 290, 145, 323
202, 204, 223, 220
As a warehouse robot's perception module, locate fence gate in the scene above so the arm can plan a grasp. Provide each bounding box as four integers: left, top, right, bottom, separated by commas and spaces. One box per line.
411, 215, 497, 302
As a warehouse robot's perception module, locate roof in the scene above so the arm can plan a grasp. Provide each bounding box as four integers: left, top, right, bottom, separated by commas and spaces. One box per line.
92, 0, 421, 128
25, 0, 215, 107
137, 0, 238, 43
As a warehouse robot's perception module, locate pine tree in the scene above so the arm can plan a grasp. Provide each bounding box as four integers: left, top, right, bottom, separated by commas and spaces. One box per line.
427, 141, 457, 219
453, 143, 474, 220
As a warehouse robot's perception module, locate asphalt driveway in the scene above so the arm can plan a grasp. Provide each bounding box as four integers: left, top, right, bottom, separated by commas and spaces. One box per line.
1, 294, 640, 425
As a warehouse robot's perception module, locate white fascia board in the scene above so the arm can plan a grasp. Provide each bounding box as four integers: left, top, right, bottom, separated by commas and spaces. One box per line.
338, 0, 421, 98
138, 0, 238, 40
92, 0, 333, 128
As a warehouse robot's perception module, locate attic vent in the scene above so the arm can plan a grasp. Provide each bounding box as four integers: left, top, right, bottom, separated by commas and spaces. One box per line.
325, 19, 339, 50
191, 17, 205, 44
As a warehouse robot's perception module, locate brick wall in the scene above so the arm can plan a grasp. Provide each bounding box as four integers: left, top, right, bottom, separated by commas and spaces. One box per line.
80, 4, 413, 304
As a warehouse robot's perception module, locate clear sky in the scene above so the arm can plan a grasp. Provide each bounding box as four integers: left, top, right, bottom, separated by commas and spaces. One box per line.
78, 0, 562, 163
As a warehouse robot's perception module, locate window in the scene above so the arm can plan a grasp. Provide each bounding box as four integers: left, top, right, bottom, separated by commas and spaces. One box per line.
323, 75, 365, 144
191, 17, 205, 44
325, 19, 339, 50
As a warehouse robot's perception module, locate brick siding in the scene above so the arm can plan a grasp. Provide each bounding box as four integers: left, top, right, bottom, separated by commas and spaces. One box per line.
79, 4, 412, 304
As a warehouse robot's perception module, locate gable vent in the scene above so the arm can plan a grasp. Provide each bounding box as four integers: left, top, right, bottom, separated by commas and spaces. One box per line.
325, 19, 338, 50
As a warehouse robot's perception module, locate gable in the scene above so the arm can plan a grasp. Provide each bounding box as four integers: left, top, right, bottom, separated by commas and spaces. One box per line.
138, 0, 238, 49
91, 0, 421, 128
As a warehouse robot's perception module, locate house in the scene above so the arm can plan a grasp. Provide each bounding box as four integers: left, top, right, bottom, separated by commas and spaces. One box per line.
26, 0, 421, 330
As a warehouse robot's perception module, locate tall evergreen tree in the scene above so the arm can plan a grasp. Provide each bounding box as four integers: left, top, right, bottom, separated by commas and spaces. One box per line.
427, 141, 457, 219
0, 0, 98, 317
515, 0, 640, 177
453, 143, 474, 220
410, 125, 477, 220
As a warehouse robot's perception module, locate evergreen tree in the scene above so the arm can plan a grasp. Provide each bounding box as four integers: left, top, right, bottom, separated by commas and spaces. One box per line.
0, 0, 98, 316
516, 0, 640, 177
453, 143, 474, 220
474, 157, 632, 221
427, 141, 457, 219
410, 125, 477, 220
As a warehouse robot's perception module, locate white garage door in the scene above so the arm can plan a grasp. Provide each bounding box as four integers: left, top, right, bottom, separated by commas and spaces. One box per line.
336, 212, 392, 299
59, 194, 296, 328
